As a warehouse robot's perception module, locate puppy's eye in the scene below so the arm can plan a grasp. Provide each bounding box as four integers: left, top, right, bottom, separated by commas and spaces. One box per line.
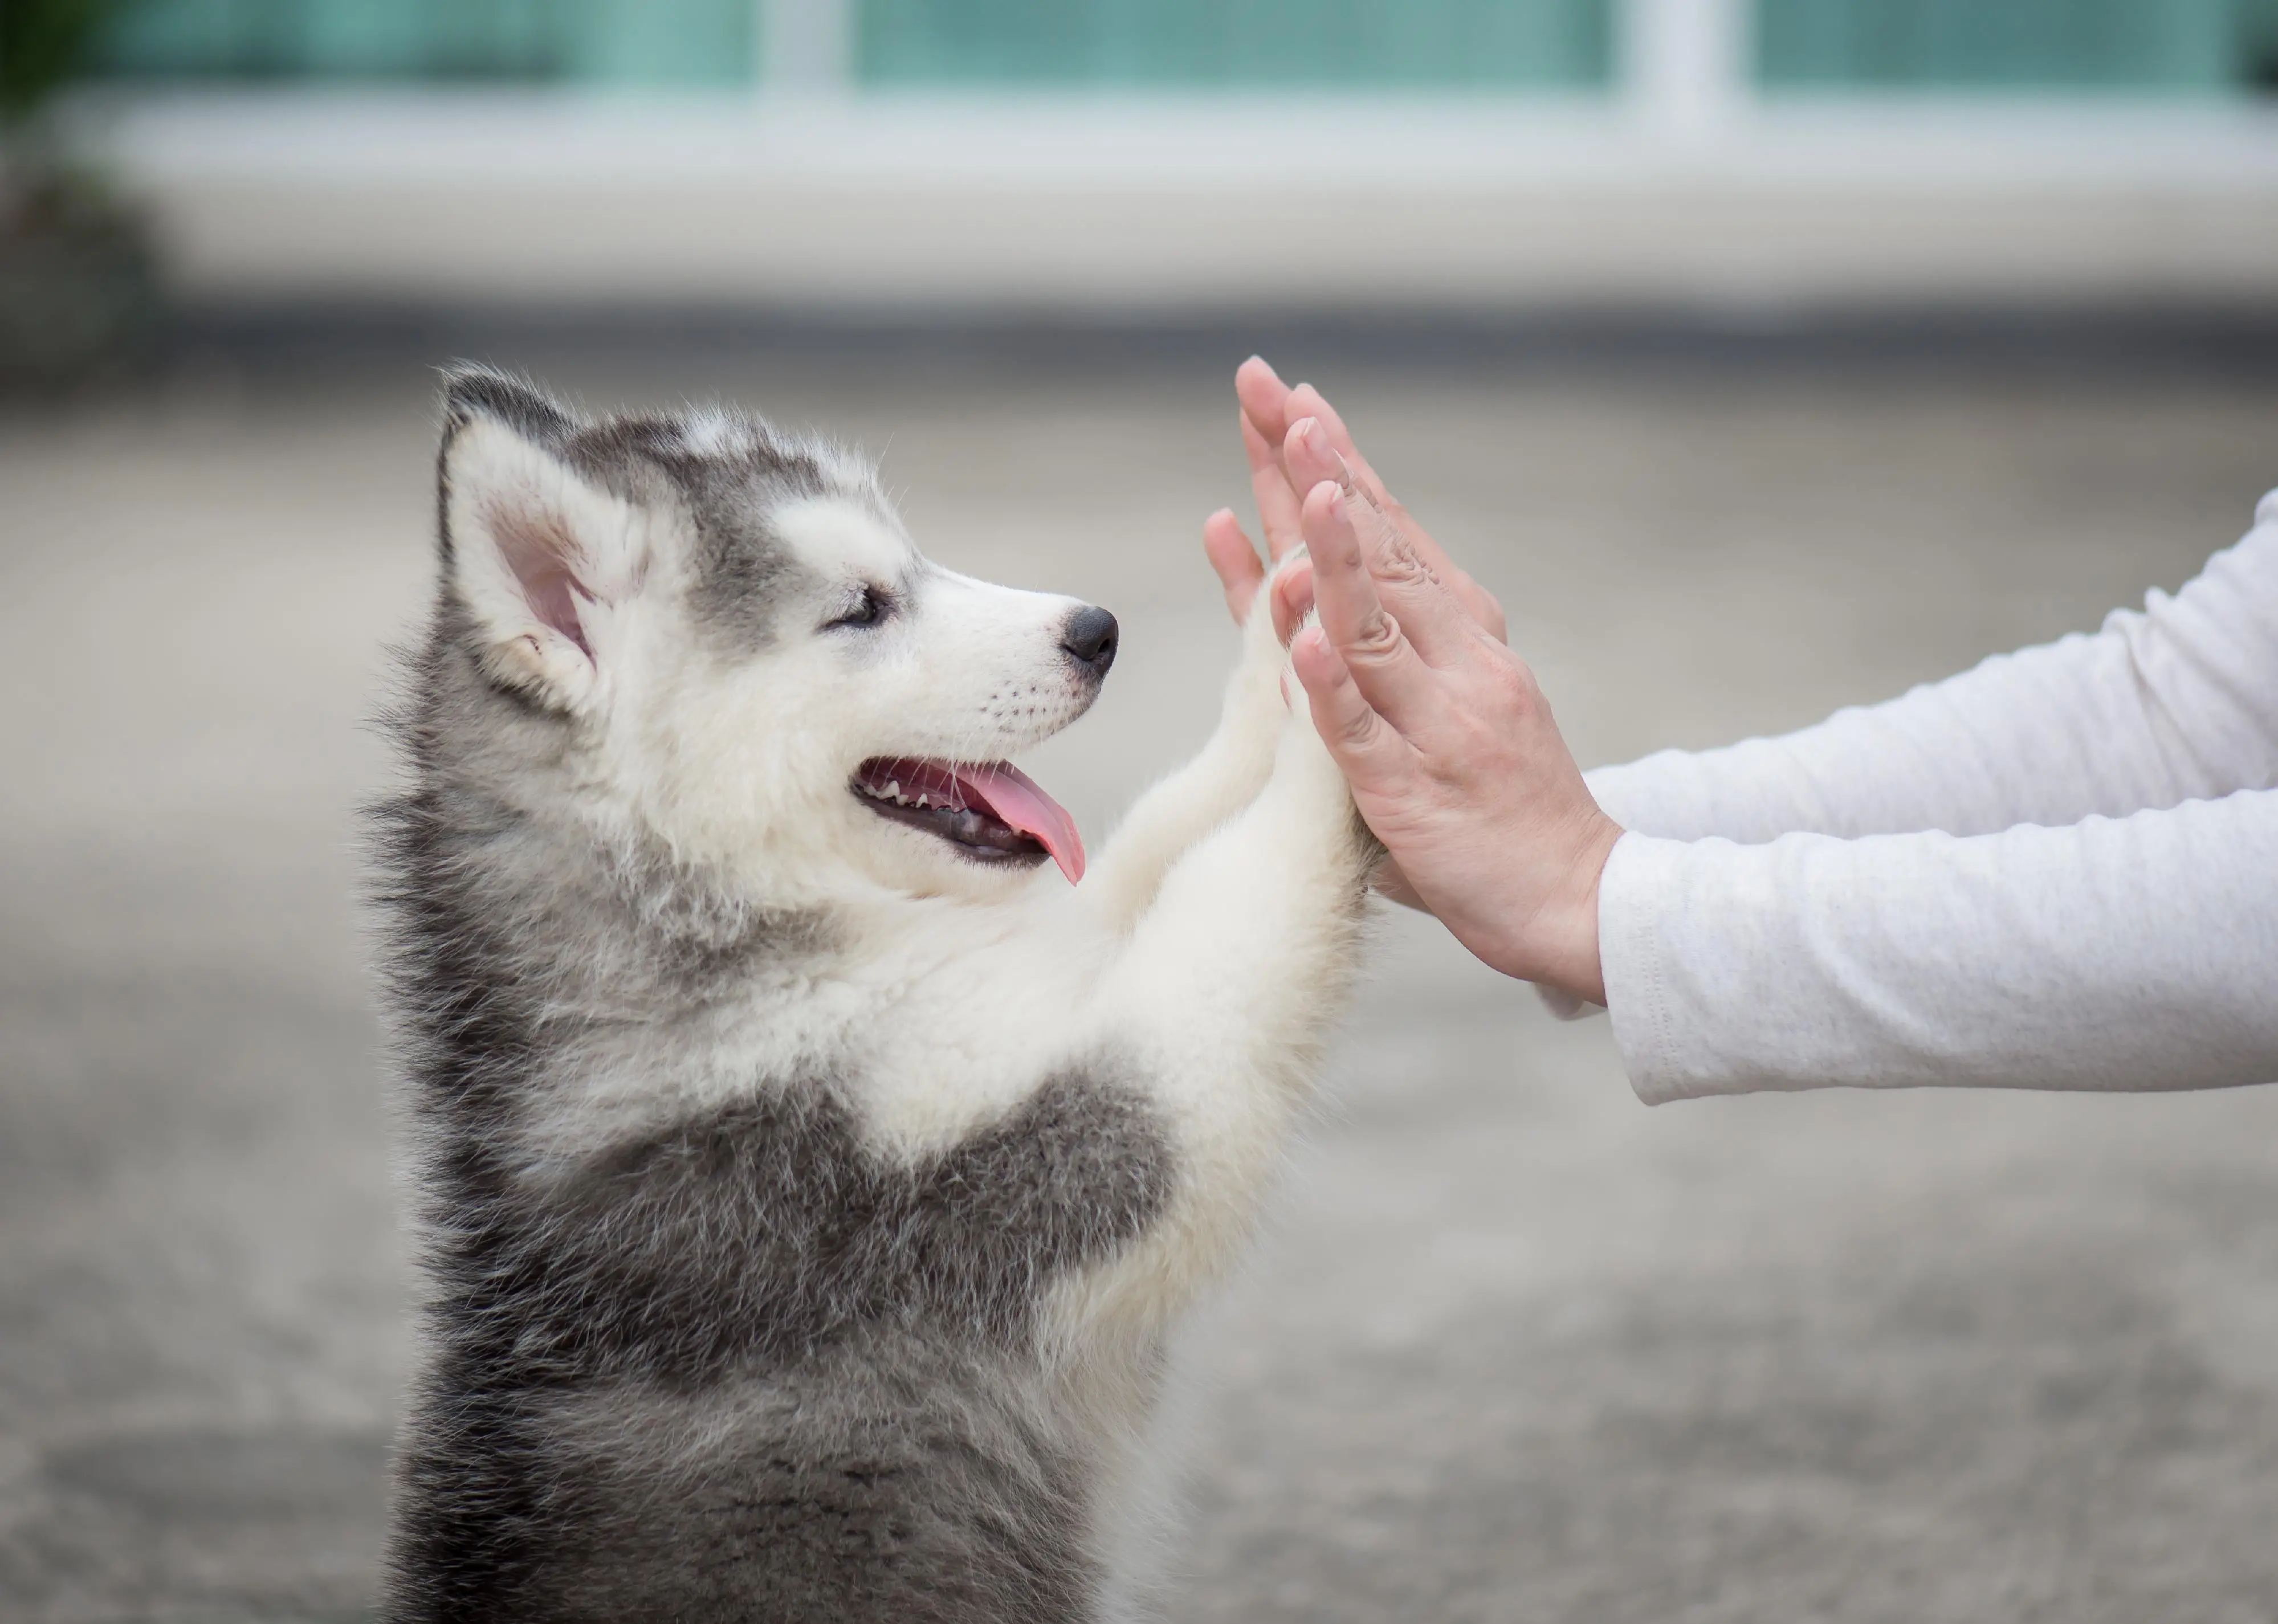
826, 585, 891, 631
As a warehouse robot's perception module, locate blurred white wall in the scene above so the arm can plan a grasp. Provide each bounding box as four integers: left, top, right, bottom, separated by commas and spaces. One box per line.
70, 0, 2278, 315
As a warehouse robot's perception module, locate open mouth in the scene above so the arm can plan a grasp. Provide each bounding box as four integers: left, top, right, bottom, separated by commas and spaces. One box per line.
851, 757, 1085, 884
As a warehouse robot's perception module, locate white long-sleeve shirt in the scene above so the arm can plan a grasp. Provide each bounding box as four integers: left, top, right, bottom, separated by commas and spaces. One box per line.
1578, 489, 2278, 1105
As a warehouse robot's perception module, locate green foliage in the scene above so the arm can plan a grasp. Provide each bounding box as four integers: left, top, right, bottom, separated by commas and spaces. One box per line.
2, 0, 126, 124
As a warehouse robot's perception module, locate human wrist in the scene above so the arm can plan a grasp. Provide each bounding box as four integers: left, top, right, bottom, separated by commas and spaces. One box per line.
1556, 816, 1620, 1005
1498, 814, 1619, 1005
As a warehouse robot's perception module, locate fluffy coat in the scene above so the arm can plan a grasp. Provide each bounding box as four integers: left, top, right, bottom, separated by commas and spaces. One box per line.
373, 368, 1378, 1622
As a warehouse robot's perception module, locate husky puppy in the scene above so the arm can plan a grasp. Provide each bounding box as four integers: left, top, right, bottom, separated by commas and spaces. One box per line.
373, 368, 1378, 1622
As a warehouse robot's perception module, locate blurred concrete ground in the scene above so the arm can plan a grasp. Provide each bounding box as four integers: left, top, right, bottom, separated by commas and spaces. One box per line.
3, 338, 2277, 1623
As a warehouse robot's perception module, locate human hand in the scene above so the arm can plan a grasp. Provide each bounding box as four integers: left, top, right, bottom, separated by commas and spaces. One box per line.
1283, 463, 1620, 1005
1199, 358, 1519, 915
1201, 356, 1507, 644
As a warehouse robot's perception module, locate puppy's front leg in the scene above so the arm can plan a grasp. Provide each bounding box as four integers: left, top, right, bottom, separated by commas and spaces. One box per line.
1083, 560, 1299, 929
1074, 679, 1380, 1332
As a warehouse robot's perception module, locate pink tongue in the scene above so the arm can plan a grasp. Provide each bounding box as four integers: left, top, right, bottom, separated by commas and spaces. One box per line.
960, 762, 1086, 884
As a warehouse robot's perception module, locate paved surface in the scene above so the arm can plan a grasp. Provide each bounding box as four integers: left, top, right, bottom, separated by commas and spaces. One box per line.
4, 346, 2277, 1622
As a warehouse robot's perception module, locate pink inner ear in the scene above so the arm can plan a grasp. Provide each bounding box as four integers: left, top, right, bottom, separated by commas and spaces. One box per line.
488, 503, 594, 658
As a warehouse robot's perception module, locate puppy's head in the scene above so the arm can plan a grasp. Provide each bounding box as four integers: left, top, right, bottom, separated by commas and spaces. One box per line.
431, 367, 1113, 903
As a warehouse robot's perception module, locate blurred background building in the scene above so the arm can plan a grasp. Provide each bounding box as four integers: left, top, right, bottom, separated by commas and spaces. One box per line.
51, 0, 2278, 319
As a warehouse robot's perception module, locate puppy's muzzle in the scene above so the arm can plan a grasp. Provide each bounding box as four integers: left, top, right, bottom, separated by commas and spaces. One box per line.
1061, 606, 1119, 682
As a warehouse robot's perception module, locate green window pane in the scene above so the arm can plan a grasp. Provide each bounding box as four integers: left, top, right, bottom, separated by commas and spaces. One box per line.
565, 0, 755, 84
94, 0, 755, 84
858, 0, 1613, 88
1756, 0, 2259, 93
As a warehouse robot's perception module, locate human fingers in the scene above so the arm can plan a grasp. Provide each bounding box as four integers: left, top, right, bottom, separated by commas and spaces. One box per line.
1278, 399, 1507, 644
1284, 421, 1477, 668
1202, 507, 1266, 625
1235, 355, 1294, 452
1280, 382, 1392, 507
1291, 624, 1420, 799
1240, 362, 1342, 560
1279, 413, 1353, 499
1240, 411, 1306, 561
1299, 479, 1441, 733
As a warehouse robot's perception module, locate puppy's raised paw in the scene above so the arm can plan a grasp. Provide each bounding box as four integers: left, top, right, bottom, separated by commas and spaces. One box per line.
1224, 545, 1310, 731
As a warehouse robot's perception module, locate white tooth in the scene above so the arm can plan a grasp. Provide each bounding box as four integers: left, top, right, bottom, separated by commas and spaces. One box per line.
885, 780, 899, 798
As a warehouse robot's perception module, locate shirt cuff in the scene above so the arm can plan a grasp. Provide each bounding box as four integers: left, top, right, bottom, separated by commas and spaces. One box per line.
1595, 831, 1697, 1105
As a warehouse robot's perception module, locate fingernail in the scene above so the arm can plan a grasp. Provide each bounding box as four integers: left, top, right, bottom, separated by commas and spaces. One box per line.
1293, 417, 1325, 455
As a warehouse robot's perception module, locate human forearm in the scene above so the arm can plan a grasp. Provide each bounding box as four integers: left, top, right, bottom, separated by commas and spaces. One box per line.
1601, 788, 2278, 1104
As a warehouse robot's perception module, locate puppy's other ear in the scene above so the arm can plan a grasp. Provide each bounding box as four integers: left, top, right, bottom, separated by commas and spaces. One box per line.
438, 367, 649, 711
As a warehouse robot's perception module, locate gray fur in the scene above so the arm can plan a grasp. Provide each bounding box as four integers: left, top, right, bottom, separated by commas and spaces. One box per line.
436, 368, 858, 652
374, 369, 1176, 1622
551, 407, 842, 650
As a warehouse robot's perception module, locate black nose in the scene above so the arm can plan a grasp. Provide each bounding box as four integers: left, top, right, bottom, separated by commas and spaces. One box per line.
1061, 605, 1119, 678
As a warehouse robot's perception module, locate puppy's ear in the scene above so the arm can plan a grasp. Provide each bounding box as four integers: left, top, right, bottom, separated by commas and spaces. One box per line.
438, 367, 649, 711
